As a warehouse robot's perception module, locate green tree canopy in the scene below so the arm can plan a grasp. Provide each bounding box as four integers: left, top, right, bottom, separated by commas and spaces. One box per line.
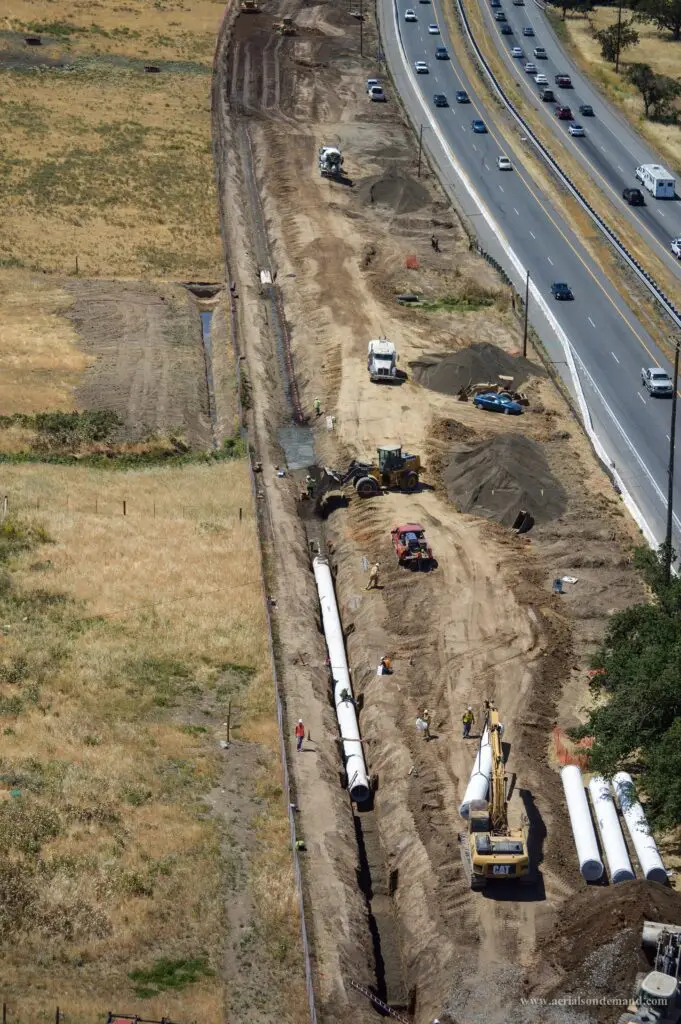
625, 61, 681, 118
572, 545, 681, 829
634, 0, 681, 40
594, 19, 639, 63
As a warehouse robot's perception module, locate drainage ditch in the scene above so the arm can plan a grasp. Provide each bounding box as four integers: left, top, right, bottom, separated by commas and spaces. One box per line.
186, 282, 223, 450
236, 121, 408, 1015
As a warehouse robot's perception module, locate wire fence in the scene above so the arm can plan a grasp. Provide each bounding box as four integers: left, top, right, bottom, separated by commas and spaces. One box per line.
2, 492, 249, 525
211, 8, 318, 1024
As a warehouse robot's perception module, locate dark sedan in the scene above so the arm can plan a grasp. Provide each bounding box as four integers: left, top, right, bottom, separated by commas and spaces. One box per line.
623, 187, 645, 206
551, 281, 574, 300
433, 93, 449, 107
471, 118, 487, 132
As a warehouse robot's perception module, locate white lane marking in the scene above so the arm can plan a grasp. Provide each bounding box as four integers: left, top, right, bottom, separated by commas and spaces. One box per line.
600, 146, 606, 152
529, 230, 536, 239
617, 165, 624, 173
547, 256, 554, 265
473, 143, 478, 151
659, 211, 665, 218
514, 207, 520, 215
588, 315, 595, 327
498, 183, 504, 191
638, 392, 646, 405
667, 434, 671, 441
611, 351, 620, 364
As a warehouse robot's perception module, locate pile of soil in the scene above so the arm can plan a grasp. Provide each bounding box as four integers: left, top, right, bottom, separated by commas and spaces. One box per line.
539, 880, 681, 977
410, 342, 542, 396
358, 167, 430, 214
531, 881, 681, 1022
443, 435, 566, 526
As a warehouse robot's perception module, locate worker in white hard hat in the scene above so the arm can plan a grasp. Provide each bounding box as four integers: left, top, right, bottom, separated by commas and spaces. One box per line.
366, 562, 380, 590
295, 719, 305, 751
422, 708, 431, 740
462, 705, 475, 739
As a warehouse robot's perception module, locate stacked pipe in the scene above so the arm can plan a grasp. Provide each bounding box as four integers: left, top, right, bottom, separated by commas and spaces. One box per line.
613, 772, 667, 883
588, 775, 635, 884
312, 556, 371, 804
561, 765, 604, 881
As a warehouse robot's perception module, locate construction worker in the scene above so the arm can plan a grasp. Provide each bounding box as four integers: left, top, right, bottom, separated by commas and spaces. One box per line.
462, 705, 475, 739
422, 708, 432, 740
305, 473, 315, 498
313, 397, 321, 417
431, 234, 440, 253
365, 562, 380, 590
380, 655, 393, 675
295, 718, 305, 752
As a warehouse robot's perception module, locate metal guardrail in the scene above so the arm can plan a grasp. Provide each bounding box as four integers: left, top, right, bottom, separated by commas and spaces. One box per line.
211, 10, 318, 1024
454, 0, 681, 338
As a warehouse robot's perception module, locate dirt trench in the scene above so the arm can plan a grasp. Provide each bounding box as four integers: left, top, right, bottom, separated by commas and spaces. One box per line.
214, 0, 653, 1021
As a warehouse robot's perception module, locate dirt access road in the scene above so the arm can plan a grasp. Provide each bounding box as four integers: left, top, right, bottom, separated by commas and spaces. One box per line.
215, 0, 649, 1021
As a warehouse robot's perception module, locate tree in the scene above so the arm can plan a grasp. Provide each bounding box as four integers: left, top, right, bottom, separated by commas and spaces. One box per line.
633, 0, 681, 40
625, 61, 681, 118
594, 19, 639, 63
555, 0, 588, 19
571, 545, 681, 828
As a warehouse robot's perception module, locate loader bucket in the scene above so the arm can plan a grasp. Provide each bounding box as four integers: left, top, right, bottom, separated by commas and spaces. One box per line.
316, 489, 347, 518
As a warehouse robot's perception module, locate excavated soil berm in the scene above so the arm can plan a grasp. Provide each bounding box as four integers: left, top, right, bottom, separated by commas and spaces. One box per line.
443, 434, 567, 526
410, 341, 543, 395
358, 167, 431, 215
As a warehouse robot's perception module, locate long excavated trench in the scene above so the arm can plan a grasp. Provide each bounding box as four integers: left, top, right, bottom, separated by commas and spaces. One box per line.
234, 118, 410, 1016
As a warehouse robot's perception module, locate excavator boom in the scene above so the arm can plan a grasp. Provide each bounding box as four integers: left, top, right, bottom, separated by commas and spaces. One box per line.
463, 704, 529, 890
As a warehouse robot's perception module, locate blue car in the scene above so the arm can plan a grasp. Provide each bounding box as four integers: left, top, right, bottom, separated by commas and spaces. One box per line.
471, 119, 487, 133
456, 90, 470, 103
473, 391, 523, 415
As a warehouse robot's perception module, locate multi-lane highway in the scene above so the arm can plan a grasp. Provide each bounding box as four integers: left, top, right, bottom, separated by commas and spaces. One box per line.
476, 0, 681, 274
376, 0, 681, 547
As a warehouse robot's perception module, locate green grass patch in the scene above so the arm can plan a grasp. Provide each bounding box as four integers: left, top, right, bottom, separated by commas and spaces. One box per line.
419, 294, 496, 312
129, 956, 214, 998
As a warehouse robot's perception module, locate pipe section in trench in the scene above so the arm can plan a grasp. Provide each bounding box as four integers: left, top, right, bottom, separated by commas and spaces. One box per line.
312, 556, 371, 804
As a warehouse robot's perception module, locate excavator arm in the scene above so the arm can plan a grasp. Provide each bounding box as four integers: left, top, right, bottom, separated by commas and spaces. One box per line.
488, 711, 508, 833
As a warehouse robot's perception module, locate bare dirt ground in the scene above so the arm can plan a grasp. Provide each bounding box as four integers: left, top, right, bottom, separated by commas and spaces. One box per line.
216, 1, 671, 1023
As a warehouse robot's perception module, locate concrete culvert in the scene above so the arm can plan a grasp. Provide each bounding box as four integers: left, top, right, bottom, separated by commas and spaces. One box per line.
443, 435, 566, 527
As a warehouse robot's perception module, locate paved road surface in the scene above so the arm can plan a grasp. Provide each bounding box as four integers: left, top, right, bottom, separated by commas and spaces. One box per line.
376, 0, 681, 548
477, 0, 681, 276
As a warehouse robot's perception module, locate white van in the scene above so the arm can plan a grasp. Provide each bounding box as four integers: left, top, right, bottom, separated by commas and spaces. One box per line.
635, 164, 676, 199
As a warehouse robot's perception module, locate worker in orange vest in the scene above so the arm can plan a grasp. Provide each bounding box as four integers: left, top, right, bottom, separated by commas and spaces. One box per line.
295, 719, 305, 751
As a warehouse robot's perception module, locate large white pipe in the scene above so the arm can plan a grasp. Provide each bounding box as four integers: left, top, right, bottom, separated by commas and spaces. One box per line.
312, 556, 371, 804
561, 765, 604, 882
613, 772, 667, 883
588, 775, 635, 884
459, 727, 492, 819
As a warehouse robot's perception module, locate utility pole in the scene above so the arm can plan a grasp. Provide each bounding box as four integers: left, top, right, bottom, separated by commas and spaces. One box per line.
615, 0, 623, 74
359, 0, 363, 57
417, 124, 424, 177
522, 270, 530, 358
664, 341, 680, 585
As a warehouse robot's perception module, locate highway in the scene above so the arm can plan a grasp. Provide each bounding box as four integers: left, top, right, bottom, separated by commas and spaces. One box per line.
476, 0, 681, 275
376, 0, 681, 548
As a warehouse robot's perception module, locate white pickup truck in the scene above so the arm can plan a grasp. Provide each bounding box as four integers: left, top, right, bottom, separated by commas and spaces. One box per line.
641, 366, 674, 396
368, 339, 398, 382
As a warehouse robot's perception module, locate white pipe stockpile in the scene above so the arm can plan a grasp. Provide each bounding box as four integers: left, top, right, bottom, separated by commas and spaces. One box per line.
613, 772, 667, 883
312, 556, 371, 804
588, 775, 635, 884
561, 765, 604, 882
459, 726, 492, 819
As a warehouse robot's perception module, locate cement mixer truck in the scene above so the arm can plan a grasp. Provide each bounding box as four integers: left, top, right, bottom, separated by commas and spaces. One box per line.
319, 145, 344, 179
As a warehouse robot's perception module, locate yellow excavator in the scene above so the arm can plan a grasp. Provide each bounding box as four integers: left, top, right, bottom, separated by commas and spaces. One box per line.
460, 703, 529, 891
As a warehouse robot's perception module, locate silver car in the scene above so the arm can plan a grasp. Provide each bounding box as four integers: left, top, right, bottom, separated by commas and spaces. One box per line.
641, 366, 674, 396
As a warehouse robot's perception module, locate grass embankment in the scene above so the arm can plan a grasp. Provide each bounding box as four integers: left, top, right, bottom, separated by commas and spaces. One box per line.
552, 7, 681, 175
0, 0, 223, 277
0, 466, 302, 1022
0, 1, 305, 1019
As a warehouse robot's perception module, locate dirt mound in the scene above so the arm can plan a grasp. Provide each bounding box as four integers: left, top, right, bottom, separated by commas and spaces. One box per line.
410, 342, 542, 396
530, 881, 681, 1022
430, 418, 478, 444
540, 880, 681, 976
443, 435, 566, 526
358, 168, 430, 214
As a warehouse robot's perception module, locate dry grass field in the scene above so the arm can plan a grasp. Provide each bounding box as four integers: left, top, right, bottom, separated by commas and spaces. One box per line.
0, 0, 224, 277
0, 1, 304, 1020
0, 463, 303, 1022
554, 8, 681, 173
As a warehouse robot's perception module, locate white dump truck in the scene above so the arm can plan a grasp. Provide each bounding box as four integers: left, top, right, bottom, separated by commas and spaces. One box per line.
635, 164, 676, 199
319, 145, 344, 179
367, 338, 398, 383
